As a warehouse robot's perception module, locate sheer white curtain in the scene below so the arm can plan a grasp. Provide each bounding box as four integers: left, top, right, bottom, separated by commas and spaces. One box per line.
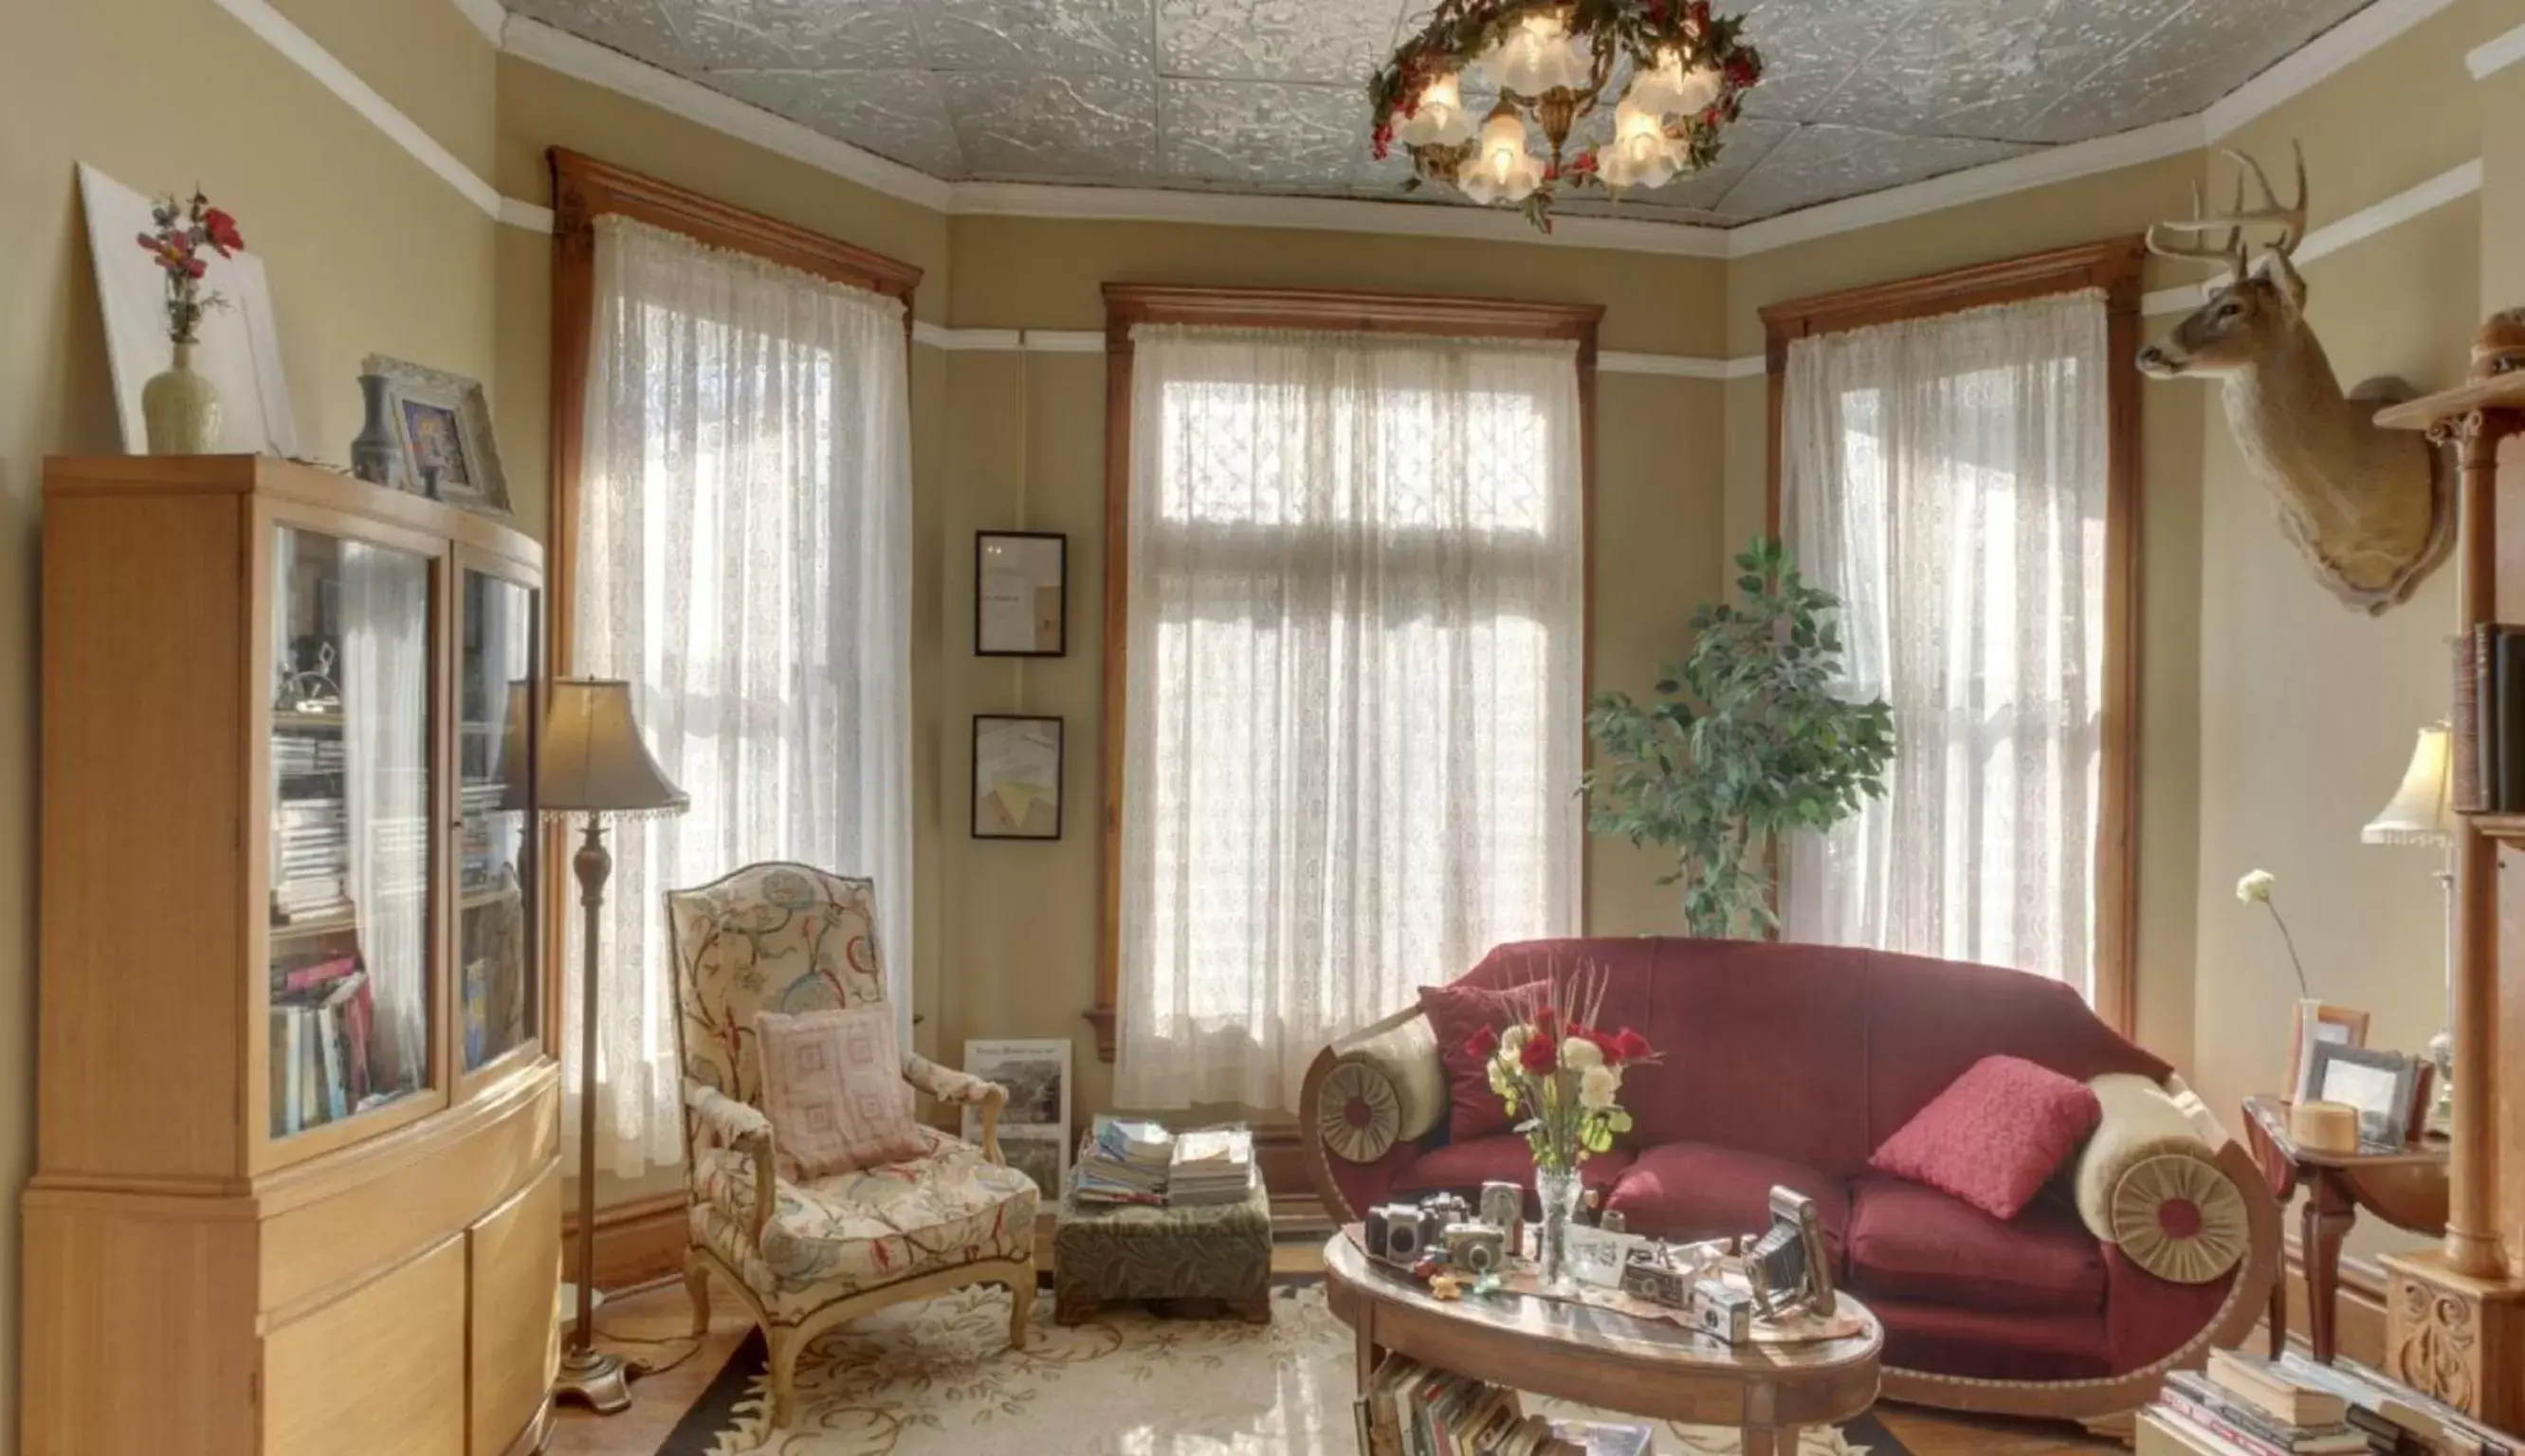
1781, 291, 2109, 997
1114, 325, 1585, 1112
569, 214, 913, 1177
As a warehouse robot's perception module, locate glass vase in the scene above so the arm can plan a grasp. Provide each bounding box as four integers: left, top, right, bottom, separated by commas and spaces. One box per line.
1534, 1163, 1583, 1296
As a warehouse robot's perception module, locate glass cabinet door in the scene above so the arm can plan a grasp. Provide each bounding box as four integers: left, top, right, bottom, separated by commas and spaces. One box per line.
267, 525, 435, 1138
458, 568, 540, 1074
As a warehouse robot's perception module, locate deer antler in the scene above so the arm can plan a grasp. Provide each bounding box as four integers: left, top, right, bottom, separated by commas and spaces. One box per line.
2206, 140, 2308, 256
2148, 173, 2249, 282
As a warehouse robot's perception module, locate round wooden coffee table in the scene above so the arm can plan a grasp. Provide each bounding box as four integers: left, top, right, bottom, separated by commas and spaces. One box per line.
1324, 1229, 1882, 1455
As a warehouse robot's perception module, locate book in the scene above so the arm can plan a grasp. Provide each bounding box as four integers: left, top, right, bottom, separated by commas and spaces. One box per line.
2161, 1382, 2367, 1455
2207, 1350, 2350, 1429
2276, 1354, 2514, 1456
2152, 1406, 2261, 1456
2499, 629, 2525, 811
268, 1007, 299, 1136
2455, 631, 2485, 812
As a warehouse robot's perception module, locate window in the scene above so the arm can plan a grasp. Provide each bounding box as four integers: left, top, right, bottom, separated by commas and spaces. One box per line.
1767, 246, 2140, 1017
1101, 290, 1596, 1112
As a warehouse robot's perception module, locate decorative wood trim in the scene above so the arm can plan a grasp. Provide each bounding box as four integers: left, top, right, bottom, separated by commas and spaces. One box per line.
1760, 238, 2147, 1035
559, 1191, 689, 1293
1093, 285, 1603, 1063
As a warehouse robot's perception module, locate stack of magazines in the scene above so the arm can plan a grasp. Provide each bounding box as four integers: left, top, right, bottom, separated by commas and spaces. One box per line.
1166, 1125, 1255, 1207
1073, 1116, 1172, 1206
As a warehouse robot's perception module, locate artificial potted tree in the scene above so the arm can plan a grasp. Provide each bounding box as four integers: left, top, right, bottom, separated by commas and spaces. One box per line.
1583, 536, 1895, 938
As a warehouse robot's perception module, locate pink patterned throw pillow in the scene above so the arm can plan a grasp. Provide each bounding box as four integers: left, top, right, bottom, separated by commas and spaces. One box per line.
1870, 1054, 2103, 1221
754, 1006, 925, 1180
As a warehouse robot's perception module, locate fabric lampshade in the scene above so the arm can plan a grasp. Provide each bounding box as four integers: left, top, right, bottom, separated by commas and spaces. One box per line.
538, 678, 687, 818
2361, 722, 2453, 846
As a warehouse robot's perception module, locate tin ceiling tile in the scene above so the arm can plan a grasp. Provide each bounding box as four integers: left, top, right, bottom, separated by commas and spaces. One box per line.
1714, 121, 2036, 218
1157, 0, 1408, 84
917, 0, 1158, 77
1812, 0, 2195, 141
2012, 0, 2372, 144
704, 68, 966, 175
942, 71, 1162, 178
1161, 80, 1366, 184
1731, 0, 1922, 123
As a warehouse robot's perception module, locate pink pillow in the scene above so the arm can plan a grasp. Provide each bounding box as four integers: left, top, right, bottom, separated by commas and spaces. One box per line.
1420, 978, 1547, 1142
754, 1006, 925, 1180
1870, 1054, 2102, 1220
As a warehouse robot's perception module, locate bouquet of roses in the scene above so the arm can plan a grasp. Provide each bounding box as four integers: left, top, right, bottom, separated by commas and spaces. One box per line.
1460, 963, 1656, 1174
135, 188, 246, 346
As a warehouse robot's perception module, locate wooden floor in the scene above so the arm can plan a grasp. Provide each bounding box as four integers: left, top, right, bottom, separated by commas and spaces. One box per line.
551, 1231, 2121, 1456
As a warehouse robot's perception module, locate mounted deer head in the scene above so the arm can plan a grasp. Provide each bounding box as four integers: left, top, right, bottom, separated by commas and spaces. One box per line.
2136, 144, 2450, 615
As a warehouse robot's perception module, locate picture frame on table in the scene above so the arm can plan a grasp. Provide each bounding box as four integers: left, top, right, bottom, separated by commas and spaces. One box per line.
2305, 1042, 2424, 1150
2285, 1001, 2371, 1105
361, 355, 512, 519
1563, 1225, 1646, 1290
975, 532, 1067, 657
972, 714, 1063, 840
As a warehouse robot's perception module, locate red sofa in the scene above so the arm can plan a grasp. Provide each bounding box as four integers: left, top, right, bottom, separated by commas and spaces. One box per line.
1298, 938, 2278, 1423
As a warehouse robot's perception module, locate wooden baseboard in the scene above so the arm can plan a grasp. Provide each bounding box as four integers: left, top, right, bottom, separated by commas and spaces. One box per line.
562, 1192, 688, 1294
2277, 1232, 2390, 1368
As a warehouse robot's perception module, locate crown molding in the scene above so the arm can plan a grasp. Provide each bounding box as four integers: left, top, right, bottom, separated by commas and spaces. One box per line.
502, 15, 954, 210
210, 0, 504, 219
2137, 156, 2481, 316
2470, 21, 2525, 80
1598, 350, 1765, 379
447, 0, 505, 47
500, 196, 556, 232
2203, 0, 2463, 138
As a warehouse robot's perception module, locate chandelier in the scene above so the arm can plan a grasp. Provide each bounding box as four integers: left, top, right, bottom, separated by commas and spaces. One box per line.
1369, 0, 1764, 232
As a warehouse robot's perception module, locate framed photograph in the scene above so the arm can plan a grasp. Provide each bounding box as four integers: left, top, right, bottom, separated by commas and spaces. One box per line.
976, 532, 1067, 657
1564, 1225, 1647, 1290
78, 162, 299, 458
2285, 1002, 2371, 1105
997, 1128, 1069, 1199
972, 714, 1062, 840
2307, 1043, 2424, 1150
963, 1038, 1071, 1193
362, 355, 512, 519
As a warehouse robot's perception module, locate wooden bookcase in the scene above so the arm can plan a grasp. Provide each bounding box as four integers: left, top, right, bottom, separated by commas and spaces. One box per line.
21, 456, 560, 1456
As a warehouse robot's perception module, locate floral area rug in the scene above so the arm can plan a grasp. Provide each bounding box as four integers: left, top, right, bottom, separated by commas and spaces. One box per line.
655, 1281, 1911, 1456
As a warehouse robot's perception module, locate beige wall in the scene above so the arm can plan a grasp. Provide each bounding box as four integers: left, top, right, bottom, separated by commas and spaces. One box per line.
0, 0, 501, 1425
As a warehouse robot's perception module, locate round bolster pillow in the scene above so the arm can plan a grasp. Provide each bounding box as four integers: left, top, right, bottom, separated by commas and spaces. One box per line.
2075, 1073, 2249, 1284
1316, 1018, 1447, 1164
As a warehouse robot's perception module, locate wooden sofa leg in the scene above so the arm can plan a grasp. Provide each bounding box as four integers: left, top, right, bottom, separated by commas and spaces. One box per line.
1008, 1268, 1035, 1350
683, 1256, 711, 1338
767, 1327, 803, 1430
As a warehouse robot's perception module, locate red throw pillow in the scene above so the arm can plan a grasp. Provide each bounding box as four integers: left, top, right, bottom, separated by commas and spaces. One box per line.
1870, 1054, 2102, 1221
1421, 978, 1546, 1142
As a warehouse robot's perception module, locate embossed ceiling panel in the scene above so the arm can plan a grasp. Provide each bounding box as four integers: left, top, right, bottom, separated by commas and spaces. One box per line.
503, 0, 2385, 225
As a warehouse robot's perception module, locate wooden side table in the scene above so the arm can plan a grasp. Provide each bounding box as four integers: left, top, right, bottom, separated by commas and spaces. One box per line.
2239, 1095, 2448, 1363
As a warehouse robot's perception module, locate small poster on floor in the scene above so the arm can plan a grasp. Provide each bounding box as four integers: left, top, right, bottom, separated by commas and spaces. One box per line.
962, 1037, 1072, 1193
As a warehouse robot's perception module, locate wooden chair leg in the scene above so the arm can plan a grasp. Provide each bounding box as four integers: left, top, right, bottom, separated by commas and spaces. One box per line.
683, 1256, 712, 1338
1008, 1270, 1035, 1350
766, 1326, 804, 1431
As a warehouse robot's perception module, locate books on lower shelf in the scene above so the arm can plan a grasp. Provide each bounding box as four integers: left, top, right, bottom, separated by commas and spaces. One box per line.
267, 959, 380, 1136
1355, 1354, 1646, 1456
2143, 1351, 2514, 1456
2453, 623, 2525, 812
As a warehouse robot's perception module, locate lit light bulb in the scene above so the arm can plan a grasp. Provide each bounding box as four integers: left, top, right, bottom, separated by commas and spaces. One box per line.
1598, 95, 1679, 191
1457, 106, 1543, 205
1627, 46, 1723, 118
1479, 7, 1592, 96
1392, 70, 1475, 148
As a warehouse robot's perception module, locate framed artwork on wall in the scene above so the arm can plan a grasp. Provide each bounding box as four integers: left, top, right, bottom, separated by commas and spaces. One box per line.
975, 531, 1067, 656
962, 1037, 1072, 1196
972, 714, 1062, 840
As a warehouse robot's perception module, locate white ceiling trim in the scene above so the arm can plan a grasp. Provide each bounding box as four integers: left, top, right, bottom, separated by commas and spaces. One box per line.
2203, 0, 2462, 137
210, 0, 504, 220
1598, 350, 1766, 379
2137, 156, 2480, 316
2470, 21, 2525, 80
501, 197, 557, 233
446, 0, 506, 47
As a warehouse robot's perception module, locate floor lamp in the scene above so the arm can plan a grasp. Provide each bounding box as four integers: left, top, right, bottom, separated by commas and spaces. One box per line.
540, 679, 688, 1414
2361, 721, 2455, 1136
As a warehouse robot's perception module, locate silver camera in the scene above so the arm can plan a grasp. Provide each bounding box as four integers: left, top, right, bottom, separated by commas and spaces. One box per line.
1443, 1223, 1507, 1276
1689, 1278, 1756, 1344
1363, 1203, 1434, 1265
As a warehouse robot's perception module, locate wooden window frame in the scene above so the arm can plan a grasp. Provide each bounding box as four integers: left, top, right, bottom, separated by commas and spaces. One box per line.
1757, 238, 2146, 1035
541, 147, 924, 1030
1089, 283, 1602, 1062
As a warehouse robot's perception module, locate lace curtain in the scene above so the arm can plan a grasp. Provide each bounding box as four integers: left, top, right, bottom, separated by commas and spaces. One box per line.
568, 214, 914, 1178
1781, 290, 2110, 996
1113, 325, 1586, 1112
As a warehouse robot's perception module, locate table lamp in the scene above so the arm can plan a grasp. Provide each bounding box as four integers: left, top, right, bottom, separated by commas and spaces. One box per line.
541, 679, 688, 1414
2360, 721, 2455, 1136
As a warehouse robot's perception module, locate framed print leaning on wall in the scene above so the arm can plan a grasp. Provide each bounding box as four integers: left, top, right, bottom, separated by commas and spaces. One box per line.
963, 1037, 1072, 1194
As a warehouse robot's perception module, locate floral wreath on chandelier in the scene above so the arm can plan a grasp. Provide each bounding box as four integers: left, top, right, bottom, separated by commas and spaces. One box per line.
1369, 0, 1764, 232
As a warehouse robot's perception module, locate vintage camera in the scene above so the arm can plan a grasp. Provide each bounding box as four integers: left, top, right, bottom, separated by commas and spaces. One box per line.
1618, 1246, 1692, 1308
1364, 1204, 1434, 1266
1745, 1185, 1836, 1318
1688, 1278, 1756, 1345
1443, 1223, 1508, 1277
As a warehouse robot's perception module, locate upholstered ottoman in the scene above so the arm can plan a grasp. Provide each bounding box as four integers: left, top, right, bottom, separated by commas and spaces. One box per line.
1052, 1174, 1273, 1325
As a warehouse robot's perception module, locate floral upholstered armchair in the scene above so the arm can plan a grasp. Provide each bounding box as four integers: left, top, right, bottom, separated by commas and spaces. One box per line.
666, 863, 1038, 1429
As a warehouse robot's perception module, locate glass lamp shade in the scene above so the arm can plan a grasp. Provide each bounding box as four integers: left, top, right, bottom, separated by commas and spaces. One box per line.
1458, 107, 1543, 204
1392, 71, 1475, 148
538, 678, 688, 819
2362, 722, 2454, 846
1480, 7, 1591, 96
1629, 46, 1722, 118
1599, 96, 1680, 191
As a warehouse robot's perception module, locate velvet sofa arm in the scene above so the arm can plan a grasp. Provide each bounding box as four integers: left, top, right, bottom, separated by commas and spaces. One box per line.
903, 1053, 1008, 1164
1298, 1006, 1451, 1220
686, 1079, 778, 1244
2073, 1074, 2250, 1283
